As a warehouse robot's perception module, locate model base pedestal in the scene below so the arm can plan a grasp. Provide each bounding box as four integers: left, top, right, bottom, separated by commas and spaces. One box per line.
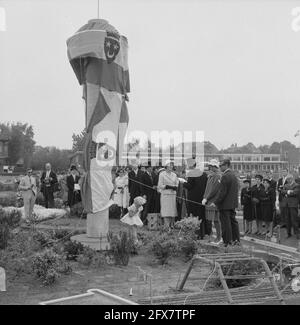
71, 234, 110, 251
71, 208, 110, 251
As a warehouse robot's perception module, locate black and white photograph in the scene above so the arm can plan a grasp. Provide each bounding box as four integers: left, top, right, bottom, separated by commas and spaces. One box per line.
1, 0, 300, 308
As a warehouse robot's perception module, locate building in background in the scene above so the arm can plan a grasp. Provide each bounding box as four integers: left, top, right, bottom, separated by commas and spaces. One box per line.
0, 133, 9, 172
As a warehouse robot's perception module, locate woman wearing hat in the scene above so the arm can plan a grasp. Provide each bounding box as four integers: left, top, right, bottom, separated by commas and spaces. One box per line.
66, 165, 81, 207
158, 160, 179, 229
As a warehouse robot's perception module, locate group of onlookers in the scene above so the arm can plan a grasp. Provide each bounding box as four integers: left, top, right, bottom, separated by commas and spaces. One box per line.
241, 168, 300, 240
19, 163, 82, 222
115, 158, 240, 247
118, 158, 300, 247
19, 159, 300, 245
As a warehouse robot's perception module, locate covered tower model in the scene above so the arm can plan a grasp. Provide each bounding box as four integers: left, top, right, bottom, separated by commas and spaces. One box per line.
67, 19, 130, 249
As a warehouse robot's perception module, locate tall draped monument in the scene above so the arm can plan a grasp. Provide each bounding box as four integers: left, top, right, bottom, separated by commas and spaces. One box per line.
67, 19, 130, 250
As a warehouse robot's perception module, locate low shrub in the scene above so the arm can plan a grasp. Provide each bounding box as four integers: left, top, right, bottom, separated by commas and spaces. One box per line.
0, 231, 42, 279
0, 207, 22, 249
50, 228, 73, 242
178, 236, 198, 260
54, 198, 64, 209
31, 249, 72, 286
174, 217, 200, 240
63, 240, 85, 260
70, 202, 86, 218
77, 247, 106, 268
150, 232, 178, 265
108, 231, 134, 266
32, 231, 53, 248
0, 192, 18, 207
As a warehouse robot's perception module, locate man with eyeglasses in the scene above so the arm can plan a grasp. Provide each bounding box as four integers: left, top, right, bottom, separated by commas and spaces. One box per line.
19, 168, 37, 223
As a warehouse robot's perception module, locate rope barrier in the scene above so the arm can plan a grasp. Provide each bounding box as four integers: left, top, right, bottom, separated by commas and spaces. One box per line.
126, 176, 208, 208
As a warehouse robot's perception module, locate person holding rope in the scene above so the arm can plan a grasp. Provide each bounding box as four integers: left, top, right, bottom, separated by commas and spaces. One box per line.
202, 159, 222, 244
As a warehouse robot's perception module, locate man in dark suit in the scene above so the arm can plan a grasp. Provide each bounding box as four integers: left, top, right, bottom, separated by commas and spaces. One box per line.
265, 170, 277, 191
40, 163, 58, 208
183, 158, 208, 239
277, 168, 289, 226
66, 165, 81, 207
128, 162, 144, 205
140, 163, 155, 223
213, 159, 240, 246
281, 175, 300, 239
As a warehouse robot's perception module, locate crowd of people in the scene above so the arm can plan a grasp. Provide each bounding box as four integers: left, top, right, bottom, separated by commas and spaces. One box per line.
114, 159, 300, 248
241, 169, 300, 240
18, 159, 300, 247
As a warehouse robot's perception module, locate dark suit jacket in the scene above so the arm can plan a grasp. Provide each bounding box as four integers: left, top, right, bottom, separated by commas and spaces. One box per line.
277, 177, 288, 204
128, 169, 144, 201
67, 174, 81, 206
67, 175, 80, 192
183, 170, 207, 203
215, 169, 239, 210
269, 179, 277, 191
281, 182, 300, 208
41, 170, 58, 193
141, 171, 154, 199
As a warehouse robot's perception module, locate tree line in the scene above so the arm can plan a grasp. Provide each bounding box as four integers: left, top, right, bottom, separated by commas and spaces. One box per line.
0, 123, 297, 171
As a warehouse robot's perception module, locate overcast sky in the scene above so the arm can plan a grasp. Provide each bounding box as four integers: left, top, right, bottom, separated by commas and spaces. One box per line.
1, 0, 300, 150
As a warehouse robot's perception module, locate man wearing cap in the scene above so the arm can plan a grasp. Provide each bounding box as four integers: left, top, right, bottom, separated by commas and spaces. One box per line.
67, 165, 81, 207
183, 158, 208, 239
213, 159, 240, 246
202, 159, 222, 244
19, 168, 37, 222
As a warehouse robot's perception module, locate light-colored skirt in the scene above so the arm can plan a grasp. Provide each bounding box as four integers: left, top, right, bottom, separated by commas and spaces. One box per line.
160, 193, 177, 218
120, 212, 143, 227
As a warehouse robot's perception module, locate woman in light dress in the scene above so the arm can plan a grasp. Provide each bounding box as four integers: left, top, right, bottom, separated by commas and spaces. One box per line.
158, 160, 179, 229
114, 168, 129, 216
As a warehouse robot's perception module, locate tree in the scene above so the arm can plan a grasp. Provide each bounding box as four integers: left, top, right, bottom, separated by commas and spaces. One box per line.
72, 129, 87, 152
0, 122, 36, 168
31, 146, 72, 171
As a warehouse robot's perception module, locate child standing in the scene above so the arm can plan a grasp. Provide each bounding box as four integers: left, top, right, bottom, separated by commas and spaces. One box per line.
120, 196, 146, 245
